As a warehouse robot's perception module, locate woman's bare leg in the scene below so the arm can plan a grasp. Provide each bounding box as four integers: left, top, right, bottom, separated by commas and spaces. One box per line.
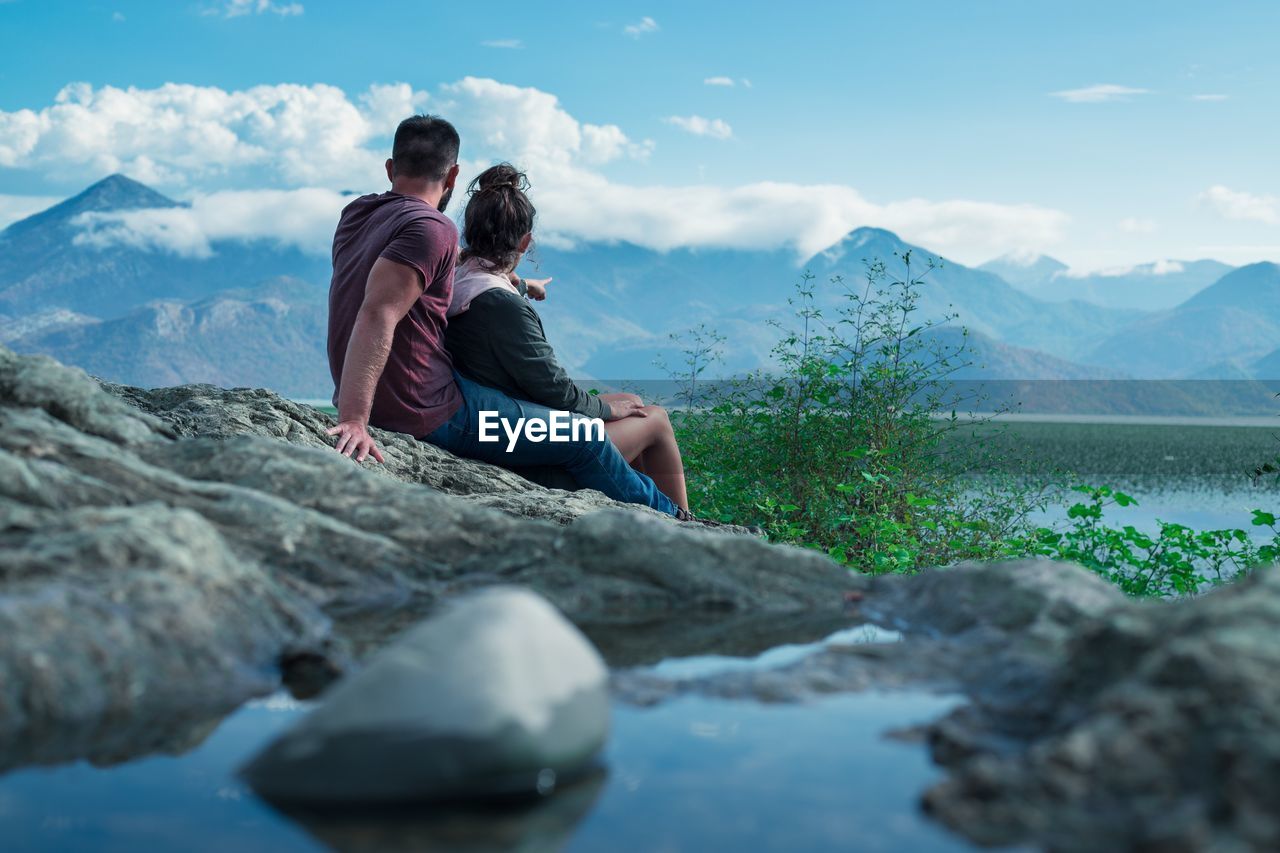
603, 405, 688, 511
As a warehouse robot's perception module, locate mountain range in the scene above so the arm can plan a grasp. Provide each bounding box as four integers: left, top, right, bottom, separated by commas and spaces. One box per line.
2, 175, 1279, 411
978, 254, 1235, 312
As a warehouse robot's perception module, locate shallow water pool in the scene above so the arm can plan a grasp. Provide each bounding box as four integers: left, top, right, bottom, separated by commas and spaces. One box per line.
0, 628, 968, 852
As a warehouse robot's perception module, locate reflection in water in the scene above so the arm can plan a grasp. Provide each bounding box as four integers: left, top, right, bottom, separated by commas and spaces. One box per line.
643, 624, 902, 680
272, 769, 607, 852
0, 685, 967, 852
0, 700, 241, 778
580, 610, 860, 669
571, 693, 967, 852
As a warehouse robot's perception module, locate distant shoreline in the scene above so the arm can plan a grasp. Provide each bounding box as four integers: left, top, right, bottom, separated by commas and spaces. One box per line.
953, 412, 1279, 428
294, 397, 1277, 429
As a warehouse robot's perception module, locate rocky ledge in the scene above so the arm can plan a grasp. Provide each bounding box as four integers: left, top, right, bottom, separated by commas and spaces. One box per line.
3, 344, 1279, 851
0, 346, 852, 770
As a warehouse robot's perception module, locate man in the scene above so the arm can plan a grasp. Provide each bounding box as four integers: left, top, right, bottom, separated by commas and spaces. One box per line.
325, 115, 680, 517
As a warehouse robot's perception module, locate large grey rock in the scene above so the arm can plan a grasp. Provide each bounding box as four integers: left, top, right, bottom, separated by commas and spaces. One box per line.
0, 346, 854, 769
106, 381, 641, 526
0, 502, 329, 769
922, 566, 1280, 851
241, 588, 609, 803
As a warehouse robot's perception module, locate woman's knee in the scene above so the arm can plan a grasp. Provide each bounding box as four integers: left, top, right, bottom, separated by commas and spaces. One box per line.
642, 405, 674, 436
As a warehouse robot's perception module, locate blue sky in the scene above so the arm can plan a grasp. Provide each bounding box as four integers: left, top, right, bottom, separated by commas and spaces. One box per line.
2, 0, 1279, 268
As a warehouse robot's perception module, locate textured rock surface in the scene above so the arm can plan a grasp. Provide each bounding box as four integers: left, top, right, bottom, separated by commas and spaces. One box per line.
106, 381, 639, 525
243, 588, 609, 803
922, 566, 1280, 852
0, 347, 853, 769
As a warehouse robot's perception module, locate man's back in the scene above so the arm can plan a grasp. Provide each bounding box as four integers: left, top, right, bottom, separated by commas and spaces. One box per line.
327, 191, 461, 438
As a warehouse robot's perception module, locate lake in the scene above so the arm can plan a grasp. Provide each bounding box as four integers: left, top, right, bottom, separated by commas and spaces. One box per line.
961, 417, 1280, 537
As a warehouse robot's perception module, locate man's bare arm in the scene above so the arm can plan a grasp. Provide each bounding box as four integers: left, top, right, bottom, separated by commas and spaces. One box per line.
327, 257, 424, 462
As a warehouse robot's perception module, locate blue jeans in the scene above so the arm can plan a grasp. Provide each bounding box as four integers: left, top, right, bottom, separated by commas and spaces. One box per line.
425, 374, 678, 516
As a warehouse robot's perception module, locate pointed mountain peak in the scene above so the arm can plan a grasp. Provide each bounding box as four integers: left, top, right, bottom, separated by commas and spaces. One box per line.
841, 226, 906, 250
66, 174, 179, 214
2, 175, 180, 237
807, 226, 908, 267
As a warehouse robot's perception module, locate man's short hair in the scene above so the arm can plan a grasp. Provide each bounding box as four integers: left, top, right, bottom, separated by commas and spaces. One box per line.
391, 115, 460, 181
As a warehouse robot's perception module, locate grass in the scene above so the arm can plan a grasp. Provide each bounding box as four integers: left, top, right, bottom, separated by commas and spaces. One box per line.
949, 420, 1280, 488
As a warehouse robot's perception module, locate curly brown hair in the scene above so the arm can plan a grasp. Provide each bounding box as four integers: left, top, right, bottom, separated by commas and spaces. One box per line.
459, 163, 536, 271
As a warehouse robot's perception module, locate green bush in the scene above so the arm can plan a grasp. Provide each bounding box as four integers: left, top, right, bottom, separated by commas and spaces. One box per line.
670, 252, 1047, 574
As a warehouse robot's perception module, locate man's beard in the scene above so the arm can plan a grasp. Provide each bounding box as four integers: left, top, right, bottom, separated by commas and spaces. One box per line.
437, 186, 454, 213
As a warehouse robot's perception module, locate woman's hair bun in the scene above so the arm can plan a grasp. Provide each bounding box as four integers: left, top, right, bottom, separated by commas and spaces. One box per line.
472, 162, 528, 194
460, 162, 537, 271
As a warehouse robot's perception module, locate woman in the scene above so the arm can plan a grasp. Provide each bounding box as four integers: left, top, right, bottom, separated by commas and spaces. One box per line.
445, 163, 690, 514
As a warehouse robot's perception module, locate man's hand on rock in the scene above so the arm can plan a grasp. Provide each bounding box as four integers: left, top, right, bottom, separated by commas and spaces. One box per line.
326, 420, 385, 463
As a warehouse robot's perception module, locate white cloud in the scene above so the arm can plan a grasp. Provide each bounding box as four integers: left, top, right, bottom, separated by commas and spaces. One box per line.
1200, 185, 1280, 225
528, 178, 1066, 260
0, 194, 61, 230
1064, 259, 1185, 279
1049, 84, 1150, 103
0, 81, 427, 189
664, 115, 733, 140
440, 77, 652, 167
1118, 217, 1157, 234
359, 82, 428, 136
623, 16, 659, 37
1191, 93, 1229, 102
481, 39, 523, 49
1150, 259, 1184, 275
1062, 265, 1118, 279
216, 0, 303, 16
72, 188, 351, 258
112, 11, 125, 22
703, 76, 735, 87
2, 76, 1068, 263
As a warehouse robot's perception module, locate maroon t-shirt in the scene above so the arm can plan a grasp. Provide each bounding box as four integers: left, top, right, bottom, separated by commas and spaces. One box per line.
327, 192, 463, 437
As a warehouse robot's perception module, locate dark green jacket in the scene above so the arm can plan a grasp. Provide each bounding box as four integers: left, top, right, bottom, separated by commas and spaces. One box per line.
444, 288, 612, 421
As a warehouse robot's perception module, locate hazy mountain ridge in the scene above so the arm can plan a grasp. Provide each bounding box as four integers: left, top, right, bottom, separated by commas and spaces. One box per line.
2, 175, 1277, 400
1085, 263, 1280, 379
535, 227, 1142, 379
979, 253, 1235, 312
977, 253, 1069, 291
11, 276, 331, 396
